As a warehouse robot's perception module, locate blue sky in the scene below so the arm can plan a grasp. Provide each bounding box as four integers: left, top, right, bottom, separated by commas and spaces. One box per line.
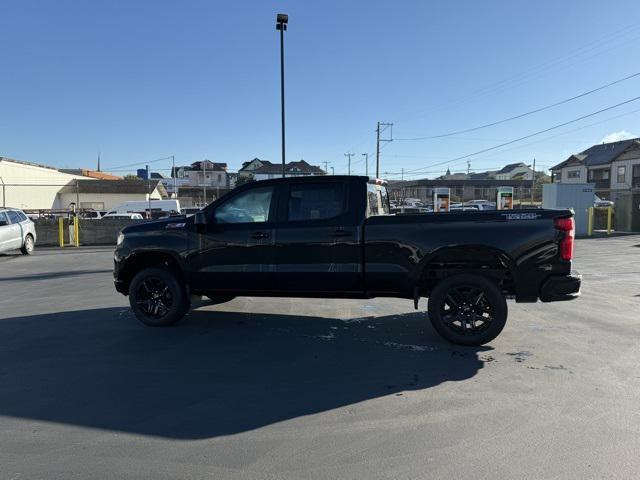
1, 0, 640, 179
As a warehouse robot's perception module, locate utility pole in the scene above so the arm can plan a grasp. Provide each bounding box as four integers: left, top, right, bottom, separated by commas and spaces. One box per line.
362, 153, 369, 177
171, 155, 176, 199
203, 160, 207, 205
530, 158, 536, 205
344, 153, 355, 175
401, 168, 404, 181
323, 161, 331, 175
146, 165, 151, 218
467, 160, 471, 174
375, 122, 393, 179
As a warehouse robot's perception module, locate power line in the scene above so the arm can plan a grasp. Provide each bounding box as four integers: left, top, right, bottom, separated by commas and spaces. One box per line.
105, 155, 174, 171
396, 24, 640, 123
395, 71, 640, 141
400, 95, 640, 175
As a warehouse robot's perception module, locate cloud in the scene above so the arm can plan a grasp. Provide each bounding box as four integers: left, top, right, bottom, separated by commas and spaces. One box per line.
601, 130, 636, 143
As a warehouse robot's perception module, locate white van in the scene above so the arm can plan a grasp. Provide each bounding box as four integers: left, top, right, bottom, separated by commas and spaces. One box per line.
104, 200, 181, 217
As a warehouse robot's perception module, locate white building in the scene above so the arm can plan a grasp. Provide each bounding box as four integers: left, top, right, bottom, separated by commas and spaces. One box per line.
0, 157, 90, 209
550, 138, 640, 200
57, 180, 166, 212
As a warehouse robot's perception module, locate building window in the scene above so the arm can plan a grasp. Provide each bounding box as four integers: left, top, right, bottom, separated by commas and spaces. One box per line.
217, 174, 222, 182
633, 165, 640, 187
567, 170, 580, 179
589, 169, 609, 181
617, 166, 626, 184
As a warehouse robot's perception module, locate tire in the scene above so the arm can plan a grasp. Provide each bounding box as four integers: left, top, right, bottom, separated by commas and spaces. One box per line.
205, 295, 235, 305
21, 234, 35, 255
427, 274, 507, 346
128, 267, 190, 327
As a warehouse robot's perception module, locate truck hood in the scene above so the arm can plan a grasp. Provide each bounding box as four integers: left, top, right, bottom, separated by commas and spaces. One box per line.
121, 216, 189, 235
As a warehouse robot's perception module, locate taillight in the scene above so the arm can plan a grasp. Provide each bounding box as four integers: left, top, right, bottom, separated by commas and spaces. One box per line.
554, 217, 575, 260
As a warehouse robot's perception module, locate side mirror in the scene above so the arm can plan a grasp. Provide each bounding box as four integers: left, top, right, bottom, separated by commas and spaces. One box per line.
194, 211, 207, 233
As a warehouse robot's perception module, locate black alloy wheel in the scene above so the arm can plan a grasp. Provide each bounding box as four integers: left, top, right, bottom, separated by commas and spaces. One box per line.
128, 267, 189, 326
135, 276, 173, 319
428, 274, 507, 346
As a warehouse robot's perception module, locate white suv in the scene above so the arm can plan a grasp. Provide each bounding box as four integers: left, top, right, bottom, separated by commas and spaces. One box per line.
0, 208, 37, 255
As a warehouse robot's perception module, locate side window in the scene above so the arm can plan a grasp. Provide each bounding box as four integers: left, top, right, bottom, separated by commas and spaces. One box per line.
0, 212, 8, 225
288, 183, 345, 221
215, 186, 274, 224
7, 211, 21, 224
17, 211, 28, 222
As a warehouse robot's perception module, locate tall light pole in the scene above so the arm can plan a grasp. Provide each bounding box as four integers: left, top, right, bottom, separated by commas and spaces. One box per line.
362, 153, 369, 177
276, 13, 289, 178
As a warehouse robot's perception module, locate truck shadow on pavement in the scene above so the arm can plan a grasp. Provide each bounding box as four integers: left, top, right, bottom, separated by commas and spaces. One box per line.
0, 307, 489, 439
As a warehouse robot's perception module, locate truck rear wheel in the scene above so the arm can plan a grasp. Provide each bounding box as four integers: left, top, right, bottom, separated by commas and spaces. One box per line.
129, 267, 190, 326
427, 274, 507, 346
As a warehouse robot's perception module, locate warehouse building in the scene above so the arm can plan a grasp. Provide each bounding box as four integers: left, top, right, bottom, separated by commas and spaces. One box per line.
0, 157, 90, 209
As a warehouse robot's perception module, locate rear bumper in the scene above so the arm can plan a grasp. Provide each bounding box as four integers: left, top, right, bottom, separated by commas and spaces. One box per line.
539, 272, 581, 302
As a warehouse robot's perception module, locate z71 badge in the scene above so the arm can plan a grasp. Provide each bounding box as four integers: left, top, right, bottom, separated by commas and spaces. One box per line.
502, 213, 540, 220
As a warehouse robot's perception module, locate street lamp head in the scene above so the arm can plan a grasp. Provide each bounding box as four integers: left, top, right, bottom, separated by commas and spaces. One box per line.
276, 13, 288, 30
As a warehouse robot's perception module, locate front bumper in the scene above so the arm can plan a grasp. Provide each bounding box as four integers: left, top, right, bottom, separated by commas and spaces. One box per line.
539, 272, 581, 302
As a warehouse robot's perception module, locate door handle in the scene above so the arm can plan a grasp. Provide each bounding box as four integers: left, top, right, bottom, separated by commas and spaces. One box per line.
249, 231, 270, 239
329, 228, 352, 237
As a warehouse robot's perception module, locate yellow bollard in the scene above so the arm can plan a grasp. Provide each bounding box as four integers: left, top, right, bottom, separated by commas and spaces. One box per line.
58, 217, 65, 247
74, 219, 80, 247
607, 206, 613, 236
587, 207, 594, 236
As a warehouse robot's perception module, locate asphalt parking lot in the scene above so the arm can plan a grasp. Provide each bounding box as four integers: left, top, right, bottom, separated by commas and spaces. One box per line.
1, 237, 639, 479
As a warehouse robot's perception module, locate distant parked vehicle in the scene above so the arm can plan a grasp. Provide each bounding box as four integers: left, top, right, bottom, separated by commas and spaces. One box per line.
102, 213, 144, 220
0, 208, 37, 255
104, 200, 181, 218
79, 210, 102, 219
594, 196, 614, 208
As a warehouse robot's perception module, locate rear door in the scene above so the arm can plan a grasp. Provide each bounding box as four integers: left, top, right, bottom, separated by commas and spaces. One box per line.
273, 180, 364, 294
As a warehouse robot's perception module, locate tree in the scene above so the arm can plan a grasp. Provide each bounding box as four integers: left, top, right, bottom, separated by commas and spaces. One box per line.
123, 174, 142, 181
235, 174, 254, 187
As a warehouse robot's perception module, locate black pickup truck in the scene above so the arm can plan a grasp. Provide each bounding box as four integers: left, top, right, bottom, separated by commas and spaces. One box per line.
114, 176, 580, 345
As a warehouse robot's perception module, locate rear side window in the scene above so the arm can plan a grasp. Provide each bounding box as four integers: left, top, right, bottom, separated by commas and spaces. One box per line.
0, 211, 8, 225
288, 183, 345, 221
367, 184, 390, 216
17, 211, 28, 222
7, 211, 21, 224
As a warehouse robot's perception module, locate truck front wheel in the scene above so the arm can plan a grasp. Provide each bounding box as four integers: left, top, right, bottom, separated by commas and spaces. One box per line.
129, 267, 190, 326
427, 274, 507, 346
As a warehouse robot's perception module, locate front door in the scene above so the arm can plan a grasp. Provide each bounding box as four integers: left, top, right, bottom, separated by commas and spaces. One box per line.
273, 180, 363, 294
188, 184, 278, 293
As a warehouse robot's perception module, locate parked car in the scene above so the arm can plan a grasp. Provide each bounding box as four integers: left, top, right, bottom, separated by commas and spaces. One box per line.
114, 176, 580, 346
0, 208, 37, 255
103, 213, 144, 220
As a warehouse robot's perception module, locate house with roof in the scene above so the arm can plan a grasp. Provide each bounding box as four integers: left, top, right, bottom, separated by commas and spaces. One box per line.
494, 162, 534, 181
550, 138, 640, 200
238, 158, 325, 181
